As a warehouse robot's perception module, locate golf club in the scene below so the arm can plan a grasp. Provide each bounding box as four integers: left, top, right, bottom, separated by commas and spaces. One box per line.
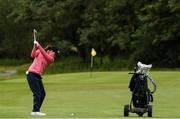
33, 29, 37, 41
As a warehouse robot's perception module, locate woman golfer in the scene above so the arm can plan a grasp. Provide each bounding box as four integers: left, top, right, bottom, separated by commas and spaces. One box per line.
26, 41, 59, 116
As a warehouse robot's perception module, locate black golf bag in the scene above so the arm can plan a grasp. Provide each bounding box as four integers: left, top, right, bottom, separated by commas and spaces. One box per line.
124, 62, 156, 117
129, 73, 153, 108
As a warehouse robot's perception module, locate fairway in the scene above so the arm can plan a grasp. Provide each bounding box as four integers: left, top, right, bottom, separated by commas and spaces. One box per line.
0, 71, 180, 118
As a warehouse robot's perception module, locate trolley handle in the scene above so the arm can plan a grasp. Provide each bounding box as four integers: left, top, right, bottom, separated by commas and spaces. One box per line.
147, 76, 157, 94
128, 72, 144, 75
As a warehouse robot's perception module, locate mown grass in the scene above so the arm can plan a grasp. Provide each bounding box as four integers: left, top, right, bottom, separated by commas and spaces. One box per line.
0, 71, 180, 118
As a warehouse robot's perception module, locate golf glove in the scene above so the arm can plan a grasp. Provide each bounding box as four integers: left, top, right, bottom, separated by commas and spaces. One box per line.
34, 40, 39, 46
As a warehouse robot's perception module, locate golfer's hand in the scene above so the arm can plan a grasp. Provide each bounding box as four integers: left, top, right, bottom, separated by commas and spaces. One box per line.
34, 40, 40, 47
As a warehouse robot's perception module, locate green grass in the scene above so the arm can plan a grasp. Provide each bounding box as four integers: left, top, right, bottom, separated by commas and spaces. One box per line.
0, 71, 180, 118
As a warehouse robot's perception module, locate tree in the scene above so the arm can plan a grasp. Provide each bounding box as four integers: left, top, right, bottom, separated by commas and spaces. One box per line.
131, 0, 180, 67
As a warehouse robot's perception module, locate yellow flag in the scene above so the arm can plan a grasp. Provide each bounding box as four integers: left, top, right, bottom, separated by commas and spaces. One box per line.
91, 48, 96, 57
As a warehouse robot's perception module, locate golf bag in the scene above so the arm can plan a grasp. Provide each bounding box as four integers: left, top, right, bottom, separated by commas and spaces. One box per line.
129, 71, 153, 108
124, 61, 156, 117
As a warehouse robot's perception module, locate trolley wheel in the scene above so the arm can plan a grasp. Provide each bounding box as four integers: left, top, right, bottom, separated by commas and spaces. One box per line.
124, 104, 129, 117
137, 112, 143, 117
147, 105, 152, 117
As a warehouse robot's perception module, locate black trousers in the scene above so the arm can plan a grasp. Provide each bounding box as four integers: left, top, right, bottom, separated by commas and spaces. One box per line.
26, 72, 46, 112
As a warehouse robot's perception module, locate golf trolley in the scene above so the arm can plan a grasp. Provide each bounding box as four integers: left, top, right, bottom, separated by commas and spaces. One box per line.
124, 62, 157, 117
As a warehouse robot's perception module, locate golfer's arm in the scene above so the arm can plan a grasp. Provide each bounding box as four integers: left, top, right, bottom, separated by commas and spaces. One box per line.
31, 45, 38, 58
37, 45, 54, 63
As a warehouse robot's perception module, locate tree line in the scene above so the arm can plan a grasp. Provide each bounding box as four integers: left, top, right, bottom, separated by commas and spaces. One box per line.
0, 0, 179, 68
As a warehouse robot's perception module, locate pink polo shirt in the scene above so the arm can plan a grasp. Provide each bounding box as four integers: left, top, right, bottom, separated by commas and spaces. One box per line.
28, 44, 54, 75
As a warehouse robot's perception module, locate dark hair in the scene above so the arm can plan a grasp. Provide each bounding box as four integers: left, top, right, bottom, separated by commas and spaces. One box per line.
45, 45, 60, 56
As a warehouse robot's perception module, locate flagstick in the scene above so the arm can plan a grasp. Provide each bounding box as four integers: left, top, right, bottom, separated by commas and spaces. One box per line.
90, 48, 96, 78
90, 56, 93, 78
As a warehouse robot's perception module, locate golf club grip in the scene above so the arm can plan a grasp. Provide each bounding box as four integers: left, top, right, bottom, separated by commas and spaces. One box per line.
34, 30, 36, 41
33, 29, 37, 41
